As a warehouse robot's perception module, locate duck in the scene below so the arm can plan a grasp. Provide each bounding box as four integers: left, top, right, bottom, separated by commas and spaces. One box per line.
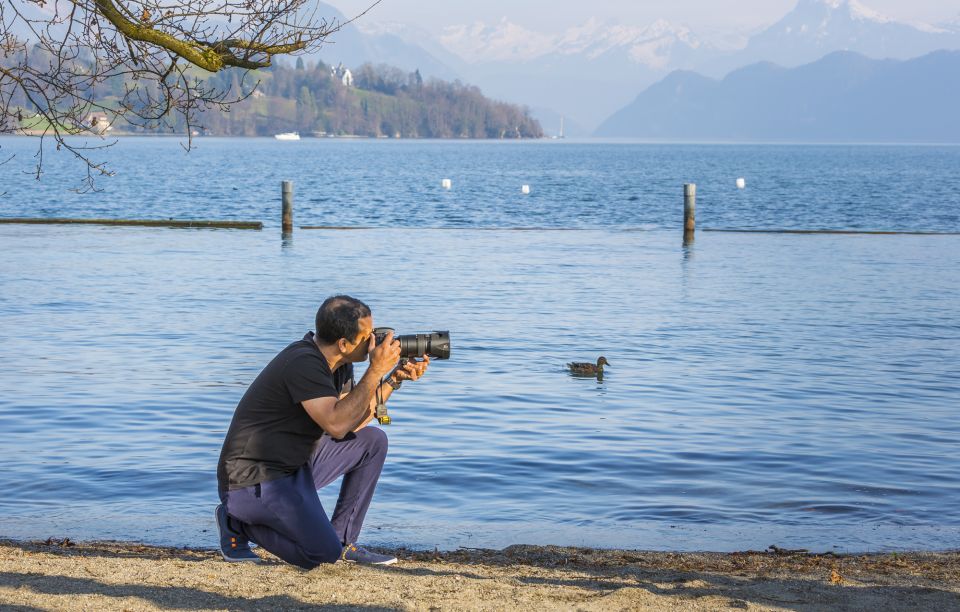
567, 356, 610, 378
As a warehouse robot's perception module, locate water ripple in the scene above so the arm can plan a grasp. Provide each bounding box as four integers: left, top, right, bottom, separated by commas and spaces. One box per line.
0, 141, 958, 551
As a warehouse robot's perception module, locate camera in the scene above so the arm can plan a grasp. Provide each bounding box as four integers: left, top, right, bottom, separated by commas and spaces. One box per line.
372, 328, 451, 360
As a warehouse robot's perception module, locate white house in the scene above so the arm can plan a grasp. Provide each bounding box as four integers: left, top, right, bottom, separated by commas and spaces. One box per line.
332, 63, 353, 87
85, 114, 112, 134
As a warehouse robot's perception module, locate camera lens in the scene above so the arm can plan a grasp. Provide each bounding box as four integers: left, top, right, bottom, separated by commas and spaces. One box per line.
371, 328, 450, 359
397, 331, 451, 359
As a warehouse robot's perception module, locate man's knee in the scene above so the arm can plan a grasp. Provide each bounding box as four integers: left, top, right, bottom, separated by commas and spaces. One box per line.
358, 426, 388, 455
299, 541, 343, 569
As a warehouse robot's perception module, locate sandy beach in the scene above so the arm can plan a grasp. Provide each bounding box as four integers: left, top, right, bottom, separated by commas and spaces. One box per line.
1, 539, 958, 611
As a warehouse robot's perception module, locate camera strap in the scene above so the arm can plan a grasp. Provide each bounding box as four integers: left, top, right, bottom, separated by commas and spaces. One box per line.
375, 382, 390, 425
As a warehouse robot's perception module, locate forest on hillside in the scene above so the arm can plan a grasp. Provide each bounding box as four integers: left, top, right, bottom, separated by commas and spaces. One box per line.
6, 51, 542, 139
192, 61, 542, 139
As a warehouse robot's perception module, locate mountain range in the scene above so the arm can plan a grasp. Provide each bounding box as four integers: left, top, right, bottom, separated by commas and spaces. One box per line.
317, 0, 960, 134
594, 50, 960, 142
717, 0, 960, 73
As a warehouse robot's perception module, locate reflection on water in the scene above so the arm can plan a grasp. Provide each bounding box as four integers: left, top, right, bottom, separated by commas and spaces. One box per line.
1, 223, 958, 551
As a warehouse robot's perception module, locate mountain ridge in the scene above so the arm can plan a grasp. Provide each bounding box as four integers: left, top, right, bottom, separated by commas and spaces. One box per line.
594, 50, 960, 142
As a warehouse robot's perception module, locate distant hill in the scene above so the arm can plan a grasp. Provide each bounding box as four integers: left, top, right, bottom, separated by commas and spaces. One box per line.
180, 62, 543, 139
594, 50, 960, 142
8, 52, 541, 139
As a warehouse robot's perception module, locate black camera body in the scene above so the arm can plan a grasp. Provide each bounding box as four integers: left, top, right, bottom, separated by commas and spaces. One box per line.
372, 328, 451, 360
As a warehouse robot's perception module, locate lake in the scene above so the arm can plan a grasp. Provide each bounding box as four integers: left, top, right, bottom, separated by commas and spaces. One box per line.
0, 138, 958, 552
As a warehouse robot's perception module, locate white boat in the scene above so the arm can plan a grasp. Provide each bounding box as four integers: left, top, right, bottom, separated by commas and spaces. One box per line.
274, 132, 300, 141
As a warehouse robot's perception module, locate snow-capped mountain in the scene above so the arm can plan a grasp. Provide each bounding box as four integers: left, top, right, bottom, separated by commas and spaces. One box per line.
439, 17, 704, 69
717, 0, 960, 72
439, 19, 556, 62
941, 14, 960, 33
427, 17, 711, 132
434, 1, 960, 74
429, 0, 960, 131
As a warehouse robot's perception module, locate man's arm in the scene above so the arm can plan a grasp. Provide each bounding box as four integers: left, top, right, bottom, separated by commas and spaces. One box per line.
302, 332, 401, 439
344, 379, 393, 431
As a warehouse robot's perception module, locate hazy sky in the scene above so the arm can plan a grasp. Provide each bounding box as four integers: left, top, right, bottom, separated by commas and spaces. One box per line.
329, 0, 959, 33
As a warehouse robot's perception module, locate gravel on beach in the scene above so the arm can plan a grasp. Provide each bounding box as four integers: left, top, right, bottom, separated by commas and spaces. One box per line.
1, 539, 959, 611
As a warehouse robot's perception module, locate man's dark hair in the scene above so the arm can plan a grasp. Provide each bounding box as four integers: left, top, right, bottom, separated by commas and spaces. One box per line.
315, 295, 372, 344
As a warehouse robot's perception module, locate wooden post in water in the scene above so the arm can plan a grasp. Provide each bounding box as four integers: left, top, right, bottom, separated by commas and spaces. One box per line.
683, 183, 696, 241
282, 181, 294, 236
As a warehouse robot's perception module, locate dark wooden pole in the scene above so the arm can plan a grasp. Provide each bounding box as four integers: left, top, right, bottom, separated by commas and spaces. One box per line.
282, 180, 294, 236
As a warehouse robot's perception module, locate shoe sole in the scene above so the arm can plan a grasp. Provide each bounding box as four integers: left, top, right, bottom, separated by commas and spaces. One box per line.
343, 557, 398, 565
220, 551, 261, 563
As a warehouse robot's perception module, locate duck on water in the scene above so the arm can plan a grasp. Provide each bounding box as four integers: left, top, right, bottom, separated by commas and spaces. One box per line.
567, 356, 609, 380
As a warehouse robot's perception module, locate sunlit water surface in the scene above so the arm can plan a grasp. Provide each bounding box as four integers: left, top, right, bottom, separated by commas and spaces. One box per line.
1, 138, 958, 551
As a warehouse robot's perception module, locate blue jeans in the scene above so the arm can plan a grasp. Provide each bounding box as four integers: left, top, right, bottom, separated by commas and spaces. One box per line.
221, 427, 388, 569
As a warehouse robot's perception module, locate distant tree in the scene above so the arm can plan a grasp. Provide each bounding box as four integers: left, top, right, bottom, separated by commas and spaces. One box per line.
409, 69, 423, 91
0, 0, 380, 187
296, 85, 317, 132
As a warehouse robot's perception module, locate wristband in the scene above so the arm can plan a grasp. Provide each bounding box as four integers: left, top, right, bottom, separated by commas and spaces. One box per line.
386, 377, 402, 391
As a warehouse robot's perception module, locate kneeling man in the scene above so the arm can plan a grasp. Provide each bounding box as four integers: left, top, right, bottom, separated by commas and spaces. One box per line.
215, 295, 427, 567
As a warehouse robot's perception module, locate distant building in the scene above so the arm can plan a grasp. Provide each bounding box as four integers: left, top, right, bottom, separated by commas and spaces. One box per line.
332, 63, 353, 87
85, 114, 112, 134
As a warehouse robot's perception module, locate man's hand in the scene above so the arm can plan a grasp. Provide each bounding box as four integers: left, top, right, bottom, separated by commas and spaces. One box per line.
392, 355, 430, 383
368, 330, 401, 378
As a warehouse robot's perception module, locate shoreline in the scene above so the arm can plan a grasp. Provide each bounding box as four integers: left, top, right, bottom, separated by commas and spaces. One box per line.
2, 538, 958, 610
5, 133, 960, 145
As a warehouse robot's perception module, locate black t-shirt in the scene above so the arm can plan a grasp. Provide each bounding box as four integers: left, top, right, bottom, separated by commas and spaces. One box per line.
217, 332, 353, 492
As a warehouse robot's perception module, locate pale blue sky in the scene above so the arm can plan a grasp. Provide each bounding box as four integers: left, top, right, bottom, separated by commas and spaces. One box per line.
329, 0, 959, 33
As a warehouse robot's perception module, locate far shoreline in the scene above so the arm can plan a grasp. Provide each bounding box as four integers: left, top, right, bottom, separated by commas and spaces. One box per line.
3, 132, 960, 146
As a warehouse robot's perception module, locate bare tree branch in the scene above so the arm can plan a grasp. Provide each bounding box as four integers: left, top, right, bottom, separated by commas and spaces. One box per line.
0, 0, 369, 190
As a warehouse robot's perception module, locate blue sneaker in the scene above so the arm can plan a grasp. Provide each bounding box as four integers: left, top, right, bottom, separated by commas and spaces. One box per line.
341, 543, 397, 565
215, 504, 259, 562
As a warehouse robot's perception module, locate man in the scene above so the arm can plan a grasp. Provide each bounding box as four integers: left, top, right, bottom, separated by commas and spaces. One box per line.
215, 295, 428, 568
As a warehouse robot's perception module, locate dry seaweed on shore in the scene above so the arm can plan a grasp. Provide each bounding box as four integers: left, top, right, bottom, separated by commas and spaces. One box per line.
410, 543, 960, 580
8, 538, 960, 580
5, 538, 210, 562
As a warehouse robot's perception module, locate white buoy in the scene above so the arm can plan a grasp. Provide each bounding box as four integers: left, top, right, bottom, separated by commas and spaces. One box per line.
736, 178, 746, 189
441, 178, 452, 190
521, 184, 530, 194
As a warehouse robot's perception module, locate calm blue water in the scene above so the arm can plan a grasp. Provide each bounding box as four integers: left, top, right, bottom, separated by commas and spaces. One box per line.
1, 138, 959, 552
2, 137, 959, 232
